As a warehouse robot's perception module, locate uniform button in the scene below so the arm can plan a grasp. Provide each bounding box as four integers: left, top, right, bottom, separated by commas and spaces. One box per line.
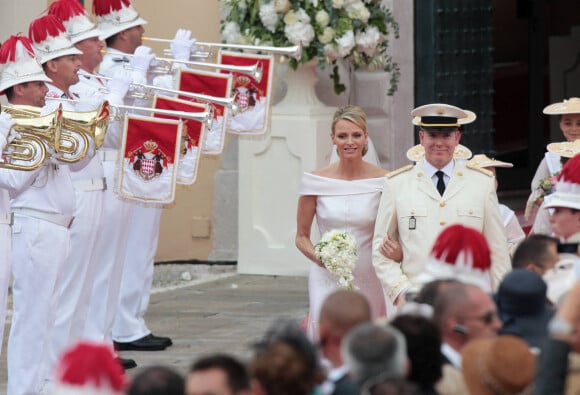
440, 202, 446, 207
458, 172, 463, 176
469, 209, 473, 215
417, 172, 423, 177
440, 220, 446, 226
411, 210, 415, 215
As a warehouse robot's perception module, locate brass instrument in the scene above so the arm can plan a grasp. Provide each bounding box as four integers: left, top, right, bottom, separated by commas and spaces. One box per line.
5, 104, 92, 163
0, 105, 64, 171
81, 71, 239, 115
46, 97, 215, 130
101, 50, 263, 83
142, 37, 302, 59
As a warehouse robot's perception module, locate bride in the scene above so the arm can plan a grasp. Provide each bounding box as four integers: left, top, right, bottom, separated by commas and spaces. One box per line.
295, 105, 399, 340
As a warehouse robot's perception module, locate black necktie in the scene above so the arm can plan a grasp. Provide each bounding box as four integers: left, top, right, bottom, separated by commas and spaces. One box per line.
436, 170, 446, 196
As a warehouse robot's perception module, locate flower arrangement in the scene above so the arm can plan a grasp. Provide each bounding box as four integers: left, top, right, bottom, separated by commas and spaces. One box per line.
219, 0, 400, 95
535, 172, 559, 205
314, 229, 357, 290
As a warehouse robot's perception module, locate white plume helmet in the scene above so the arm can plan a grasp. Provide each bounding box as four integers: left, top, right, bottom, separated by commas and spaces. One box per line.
92, 0, 148, 40
0, 35, 52, 93
48, 0, 103, 44
28, 14, 83, 64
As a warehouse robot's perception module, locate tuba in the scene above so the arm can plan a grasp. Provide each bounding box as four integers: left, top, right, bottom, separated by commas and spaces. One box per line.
0, 105, 64, 171
4, 104, 102, 163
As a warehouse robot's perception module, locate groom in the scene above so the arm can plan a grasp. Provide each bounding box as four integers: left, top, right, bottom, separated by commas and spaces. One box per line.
371, 103, 510, 304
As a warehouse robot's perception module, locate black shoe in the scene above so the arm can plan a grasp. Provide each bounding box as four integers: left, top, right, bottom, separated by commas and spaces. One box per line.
117, 357, 137, 370
114, 334, 168, 351
151, 334, 173, 347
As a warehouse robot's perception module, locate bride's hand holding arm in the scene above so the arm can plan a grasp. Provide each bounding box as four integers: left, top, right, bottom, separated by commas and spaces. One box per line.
379, 235, 403, 262
296, 195, 324, 267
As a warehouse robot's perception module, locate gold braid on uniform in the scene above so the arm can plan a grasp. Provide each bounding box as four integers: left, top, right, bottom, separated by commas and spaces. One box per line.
386, 164, 414, 179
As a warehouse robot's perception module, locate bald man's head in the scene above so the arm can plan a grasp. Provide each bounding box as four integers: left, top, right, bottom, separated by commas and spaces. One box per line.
319, 290, 371, 338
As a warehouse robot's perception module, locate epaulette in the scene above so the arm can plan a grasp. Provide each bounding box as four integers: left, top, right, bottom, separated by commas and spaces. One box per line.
466, 162, 493, 177
386, 164, 414, 179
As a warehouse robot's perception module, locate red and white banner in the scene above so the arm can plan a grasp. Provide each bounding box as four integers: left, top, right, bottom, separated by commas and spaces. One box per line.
117, 114, 182, 205
178, 69, 232, 155
153, 95, 207, 186
218, 51, 274, 136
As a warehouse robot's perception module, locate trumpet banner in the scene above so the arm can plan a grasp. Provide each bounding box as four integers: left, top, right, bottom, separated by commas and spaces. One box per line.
218, 51, 274, 136
117, 114, 182, 205
153, 95, 207, 186
178, 69, 232, 155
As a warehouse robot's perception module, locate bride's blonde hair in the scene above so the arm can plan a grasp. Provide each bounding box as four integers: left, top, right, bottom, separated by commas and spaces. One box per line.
331, 105, 369, 156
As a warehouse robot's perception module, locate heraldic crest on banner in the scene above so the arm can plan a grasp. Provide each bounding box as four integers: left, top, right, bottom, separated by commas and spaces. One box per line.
153, 94, 207, 186
117, 114, 183, 206
178, 69, 232, 156
218, 50, 274, 136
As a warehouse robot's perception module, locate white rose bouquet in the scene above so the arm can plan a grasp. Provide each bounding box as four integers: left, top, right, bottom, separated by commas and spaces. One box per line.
220, 0, 399, 95
314, 229, 358, 290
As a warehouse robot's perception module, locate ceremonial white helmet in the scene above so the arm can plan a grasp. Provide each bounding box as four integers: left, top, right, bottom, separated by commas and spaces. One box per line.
48, 0, 103, 44
28, 15, 83, 64
92, 0, 148, 40
0, 35, 52, 93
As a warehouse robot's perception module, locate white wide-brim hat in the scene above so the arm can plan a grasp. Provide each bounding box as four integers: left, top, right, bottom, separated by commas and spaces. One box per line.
543, 97, 580, 115
33, 33, 83, 64
95, 2, 148, 40
63, 15, 103, 44
467, 154, 513, 169
406, 144, 472, 162
547, 140, 580, 158
0, 36, 53, 92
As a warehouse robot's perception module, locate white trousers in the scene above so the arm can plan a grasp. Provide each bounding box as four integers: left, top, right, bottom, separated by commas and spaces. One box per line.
8, 215, 70, 395
0, 223, 11, 357
42, 189, 104, 384
83, 161, 134, 344
112, 205, 162, 342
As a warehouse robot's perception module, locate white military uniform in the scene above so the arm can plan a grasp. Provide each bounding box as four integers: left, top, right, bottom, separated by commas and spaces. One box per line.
0, 128, 12, 360
372, 160, 511, 302
82, 53, 136, 345
39, 82, 105, 384
0, 102, 78, 394
101, 47, 167, 344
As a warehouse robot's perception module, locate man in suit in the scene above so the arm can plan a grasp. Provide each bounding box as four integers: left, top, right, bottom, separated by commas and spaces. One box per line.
432, 281, 501, 394
372, 103, 511, 304
318, 290, 372, 395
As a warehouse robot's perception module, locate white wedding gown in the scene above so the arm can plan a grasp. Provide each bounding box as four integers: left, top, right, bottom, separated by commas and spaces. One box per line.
299, 173, 388, 340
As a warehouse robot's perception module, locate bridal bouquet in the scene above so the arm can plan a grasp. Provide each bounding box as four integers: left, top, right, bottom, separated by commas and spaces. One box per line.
535, 172, 559, 205
314, 229, 357, 290
219, 0, 400, 95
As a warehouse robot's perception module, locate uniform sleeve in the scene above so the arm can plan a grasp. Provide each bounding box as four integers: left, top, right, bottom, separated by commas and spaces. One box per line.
372, 177, 411, 302
502, 207, 526, 257
482, 177, 512, 289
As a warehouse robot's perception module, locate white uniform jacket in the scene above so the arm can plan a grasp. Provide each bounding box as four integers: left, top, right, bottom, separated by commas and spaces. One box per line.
372, 160, 511, 301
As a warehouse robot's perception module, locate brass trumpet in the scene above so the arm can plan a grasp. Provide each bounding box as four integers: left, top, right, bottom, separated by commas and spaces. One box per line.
142, 37, 302, 59
46, 97, 215, 130
4, 104, 92, 163
81, 71, 239, 115
101, 50, 263, 83
0, 105, 64, 171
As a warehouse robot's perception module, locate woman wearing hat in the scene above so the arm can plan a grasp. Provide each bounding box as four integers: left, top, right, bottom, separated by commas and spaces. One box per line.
296, 105, 392, 340
525, 98, 580, 224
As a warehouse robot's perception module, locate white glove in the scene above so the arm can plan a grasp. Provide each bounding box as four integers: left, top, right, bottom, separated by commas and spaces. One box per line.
130, 45, 155, 77
106, 70, 133, 104
75, 96, 103, 112
46, 145, 64, 165
171, 29, 196, 62
0, 112, 15, 141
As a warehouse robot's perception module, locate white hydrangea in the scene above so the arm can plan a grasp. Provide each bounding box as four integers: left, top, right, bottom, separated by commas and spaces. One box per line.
332, 0, 344, 9
295, 8, 312, 24
284, 21, 315, 46
336, 30, 355, 58
318, 27, 335, 44
346, 1, 370, 23
314, 230, 358, 290
259, 3, 278, 33
315, 9, 330, 27
221, 21, 242, 43
355, 26, 381, 56
274, 0, 291, 13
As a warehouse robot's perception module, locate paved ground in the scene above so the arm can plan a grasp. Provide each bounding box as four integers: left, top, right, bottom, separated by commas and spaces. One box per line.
0, 268, 309, 391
